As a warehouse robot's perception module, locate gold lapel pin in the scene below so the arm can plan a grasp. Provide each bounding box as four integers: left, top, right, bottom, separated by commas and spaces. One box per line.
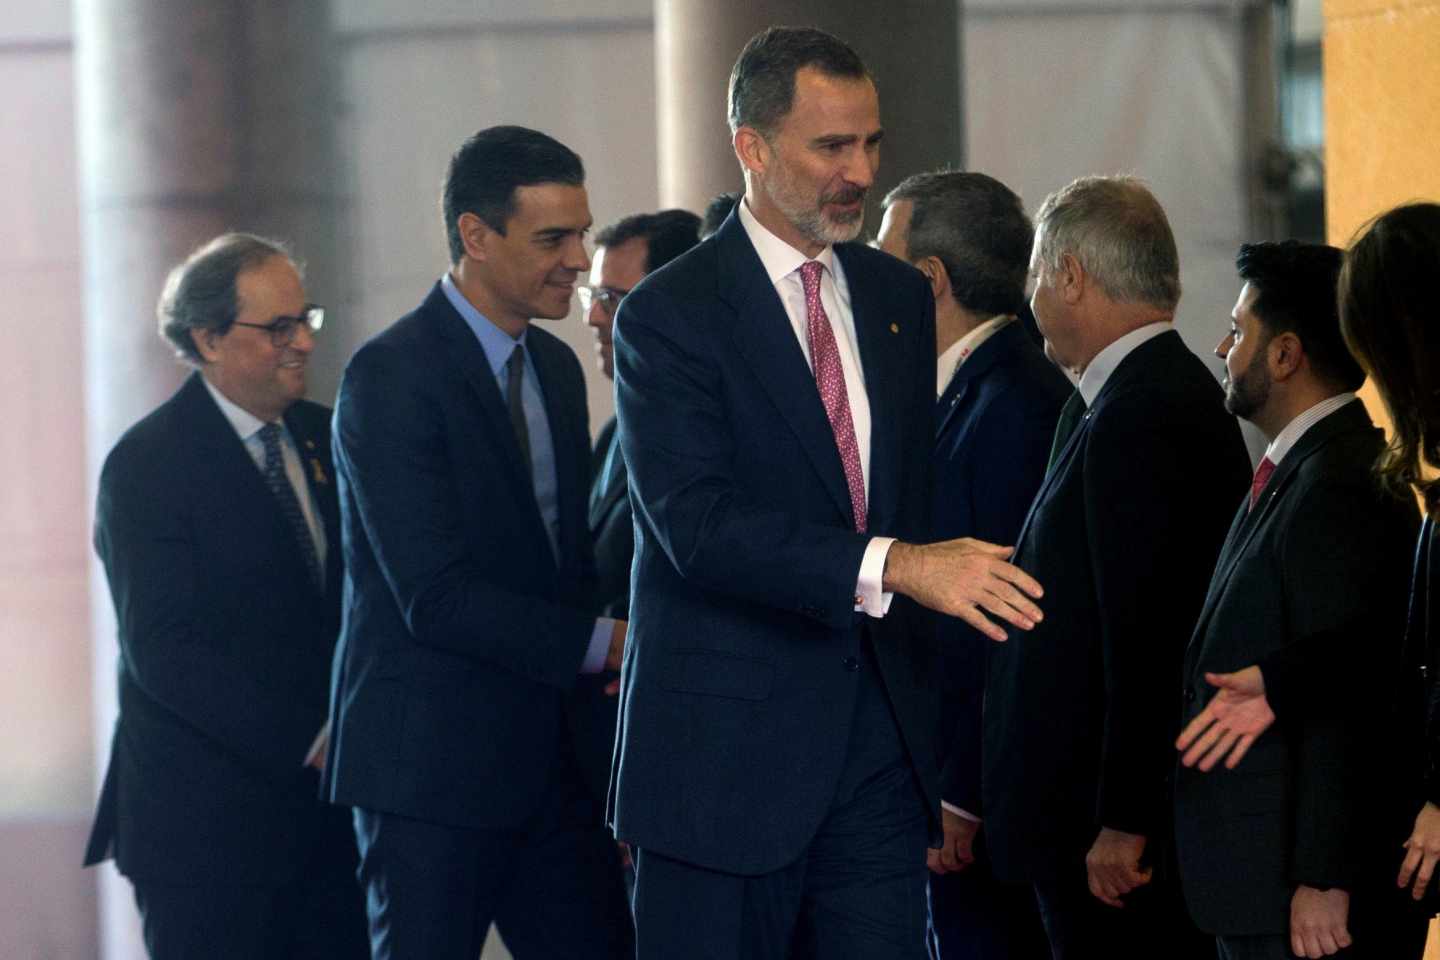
310, 458, 329, 486
889, 323, 900, 334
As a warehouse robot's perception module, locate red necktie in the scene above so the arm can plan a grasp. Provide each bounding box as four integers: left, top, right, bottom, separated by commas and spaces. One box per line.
1248, 456, 1276, 512
800, 260, 867, 533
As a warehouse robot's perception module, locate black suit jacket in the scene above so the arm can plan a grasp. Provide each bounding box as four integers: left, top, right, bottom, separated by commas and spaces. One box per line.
1173, 400, 1418, 934
982, 329, 1252, 881
324, 282, 599, 829
85, 373, 348, 883
932, 321, 1069, 813
589, 416, 632, 620
607, 213, 941, 875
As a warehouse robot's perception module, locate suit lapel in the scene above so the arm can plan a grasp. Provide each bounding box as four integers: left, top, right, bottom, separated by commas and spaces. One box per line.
719, 219, 856, 527
181, 374, 314, 591
427, 286, 553, 559
1187, 401, 1374, 648
935, 322, 1021, 441
836, 243, 899, 534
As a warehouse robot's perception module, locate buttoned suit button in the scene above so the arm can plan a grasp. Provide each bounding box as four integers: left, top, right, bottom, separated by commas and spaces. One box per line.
842, 656, 860, 672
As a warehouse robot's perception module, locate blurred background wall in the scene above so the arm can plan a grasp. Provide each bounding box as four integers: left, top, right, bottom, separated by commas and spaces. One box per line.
1, 0, 1409, 955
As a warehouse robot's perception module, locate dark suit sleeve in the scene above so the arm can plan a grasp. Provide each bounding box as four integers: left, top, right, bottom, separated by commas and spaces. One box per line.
1279, 479, 1415, 888
937, 389, 1058, 813
613, 287, 871, 630
94, 458, 313, 783
1084, 393, 1226, 837
333, 342, 593, 689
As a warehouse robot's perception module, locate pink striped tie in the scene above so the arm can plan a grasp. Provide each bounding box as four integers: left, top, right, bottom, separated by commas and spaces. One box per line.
800, 260, 867, 533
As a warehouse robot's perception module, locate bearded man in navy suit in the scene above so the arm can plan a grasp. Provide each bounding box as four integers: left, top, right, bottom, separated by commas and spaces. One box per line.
609, 27, 1045, 960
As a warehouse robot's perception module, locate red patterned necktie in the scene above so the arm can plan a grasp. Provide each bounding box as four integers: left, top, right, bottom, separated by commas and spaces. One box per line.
1248, 456, 1276, 512
799, 260, 867, 533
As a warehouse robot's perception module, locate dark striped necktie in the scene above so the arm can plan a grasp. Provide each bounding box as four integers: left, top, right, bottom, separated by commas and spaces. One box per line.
258, 423, 322, 590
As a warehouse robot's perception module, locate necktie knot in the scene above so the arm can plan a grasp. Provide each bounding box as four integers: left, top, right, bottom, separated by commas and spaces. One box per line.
799, 260, 824, 298
1249, 456, 1277, 511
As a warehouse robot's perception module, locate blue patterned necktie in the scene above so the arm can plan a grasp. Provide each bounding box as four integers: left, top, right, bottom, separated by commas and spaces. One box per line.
258, 423, 323, 591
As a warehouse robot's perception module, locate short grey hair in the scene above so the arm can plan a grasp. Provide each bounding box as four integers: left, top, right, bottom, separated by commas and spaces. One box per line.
1033, 176, 1180, 312
727, 26, 869, 138
157, 232, 294, 364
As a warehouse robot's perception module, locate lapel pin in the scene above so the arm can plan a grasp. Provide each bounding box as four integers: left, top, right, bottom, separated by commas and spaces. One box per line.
304, 439, 316, 450
889, 323, 900, 334
310, 458, 329, 486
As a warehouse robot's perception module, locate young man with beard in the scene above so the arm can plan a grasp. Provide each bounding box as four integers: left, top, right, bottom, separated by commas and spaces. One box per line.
608, 26, 1045, 960
1173, 241, 1424, 960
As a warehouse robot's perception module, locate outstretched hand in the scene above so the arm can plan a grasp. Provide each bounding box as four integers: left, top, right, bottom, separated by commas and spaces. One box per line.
1175, 666, 1275, 771
1398, 801, 1440, 901
883, 538, 1044, 642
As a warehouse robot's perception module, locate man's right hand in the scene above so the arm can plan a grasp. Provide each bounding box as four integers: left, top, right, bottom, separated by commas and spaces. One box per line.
1175, 666, 1275, 771
882, 538, 1043, 641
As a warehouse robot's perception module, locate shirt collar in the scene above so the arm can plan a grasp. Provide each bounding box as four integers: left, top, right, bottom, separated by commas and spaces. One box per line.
1077, 321, 1172, 407
1263, 393, 1357, 465
937, 315, 1014, 398
738, 196, 838, 287
441, 271, 527, 378
201, 374, 271, 443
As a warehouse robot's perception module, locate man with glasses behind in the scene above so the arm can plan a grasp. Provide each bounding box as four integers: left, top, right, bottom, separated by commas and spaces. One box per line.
574, 208, 702, 819
84, 233, 368, 959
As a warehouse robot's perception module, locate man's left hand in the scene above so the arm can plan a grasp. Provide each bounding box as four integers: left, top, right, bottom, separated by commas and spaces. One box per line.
1085, 827, 1151, 907
926, 808, 979, 875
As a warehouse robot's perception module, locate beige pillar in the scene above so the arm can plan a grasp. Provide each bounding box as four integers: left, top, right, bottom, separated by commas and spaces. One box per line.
73, 3, 344, 955
655, 0, 961, 226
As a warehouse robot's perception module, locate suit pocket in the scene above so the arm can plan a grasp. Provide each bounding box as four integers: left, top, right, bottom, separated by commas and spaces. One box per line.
659, 649, 774, 701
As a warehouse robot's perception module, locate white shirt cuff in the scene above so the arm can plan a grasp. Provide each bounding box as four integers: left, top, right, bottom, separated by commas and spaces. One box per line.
941, 801, 981, 822
855, 537, 896, 618
581, 617, 615, 674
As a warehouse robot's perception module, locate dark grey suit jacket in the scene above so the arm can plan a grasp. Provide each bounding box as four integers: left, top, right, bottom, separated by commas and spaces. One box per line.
1174, 400, 1418, 934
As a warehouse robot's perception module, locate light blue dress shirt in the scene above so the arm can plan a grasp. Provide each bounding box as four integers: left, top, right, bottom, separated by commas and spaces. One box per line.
441, 273, 613, 673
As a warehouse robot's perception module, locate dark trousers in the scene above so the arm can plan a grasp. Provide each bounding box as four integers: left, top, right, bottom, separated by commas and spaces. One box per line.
131, 807, 368, 960
1031, 849, 1211, 960
351, 747, 633, 960
927, 830, 1049, 960
631, 648, 931, 959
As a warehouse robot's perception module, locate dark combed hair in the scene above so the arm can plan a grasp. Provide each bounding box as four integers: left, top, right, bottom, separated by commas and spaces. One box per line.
1235, 241, 1362, 392
883, 171, 1033, 317
701, 191, 741, 239
1339, 202, 1440, 509
157, 232, 293, 365
595, 209, 702, 274
442, 125, 585, 263
727, 26, 869, 137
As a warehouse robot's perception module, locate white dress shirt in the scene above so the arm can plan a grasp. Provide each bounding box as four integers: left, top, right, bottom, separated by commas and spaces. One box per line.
202, 376, 327, 574
737, 200, 893, 617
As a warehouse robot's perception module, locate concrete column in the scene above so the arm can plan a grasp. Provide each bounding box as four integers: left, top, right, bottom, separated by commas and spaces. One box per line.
655, 0, 961, 226
73, 3, 343, 956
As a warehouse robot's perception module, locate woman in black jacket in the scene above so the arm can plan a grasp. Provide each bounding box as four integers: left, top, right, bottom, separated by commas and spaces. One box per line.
1176, 202, 1440, 907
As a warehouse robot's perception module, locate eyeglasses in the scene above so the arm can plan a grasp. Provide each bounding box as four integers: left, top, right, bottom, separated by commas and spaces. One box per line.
577, 285, 631, 316
232, 304, 325, 347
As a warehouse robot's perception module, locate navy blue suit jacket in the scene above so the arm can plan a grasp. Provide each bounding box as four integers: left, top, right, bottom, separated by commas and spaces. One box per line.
607, 212, 941, 875
932, 322, 1069, 814
86, 373, 350, 883
324, 282, 599, 829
